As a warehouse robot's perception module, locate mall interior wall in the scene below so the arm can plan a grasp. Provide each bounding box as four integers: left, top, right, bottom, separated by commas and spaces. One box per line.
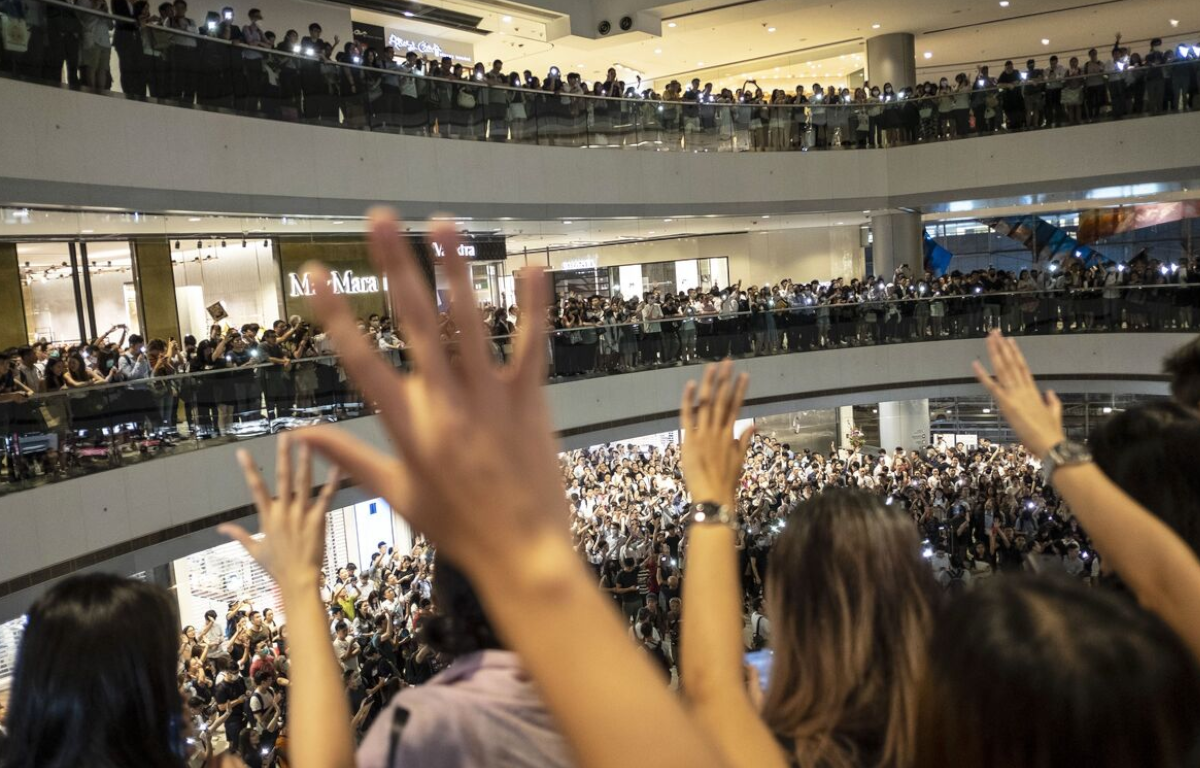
0, 244, 28, 348
5, 79, 1200, 220
534, 227, 865, 287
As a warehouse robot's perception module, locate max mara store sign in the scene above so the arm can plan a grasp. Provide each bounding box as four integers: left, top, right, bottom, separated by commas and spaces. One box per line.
282, 236, 508, 299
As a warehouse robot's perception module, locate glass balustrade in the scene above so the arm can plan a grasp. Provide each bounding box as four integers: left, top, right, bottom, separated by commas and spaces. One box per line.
1, 283, 1195, 494
2, 0, 1199, 151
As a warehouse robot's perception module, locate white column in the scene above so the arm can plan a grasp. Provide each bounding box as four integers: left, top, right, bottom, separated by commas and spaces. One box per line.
866, 32, 917, 91
871, 210, 924, 281
878, 399, 931, 452
836, 405, 856, 449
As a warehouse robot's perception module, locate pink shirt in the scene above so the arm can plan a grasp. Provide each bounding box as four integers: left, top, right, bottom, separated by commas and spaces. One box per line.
357, 650, 574, 768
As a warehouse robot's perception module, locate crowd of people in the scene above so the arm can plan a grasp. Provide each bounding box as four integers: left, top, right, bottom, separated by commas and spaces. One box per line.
3, 213, 1200, 768
1, 255, 1195, 483
2, 0, 1199, 147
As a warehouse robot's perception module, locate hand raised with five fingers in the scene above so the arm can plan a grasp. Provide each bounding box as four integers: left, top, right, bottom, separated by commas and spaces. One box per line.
293, 208, 567, 578
971, 331, 1066, 456
680, 360, 754, 507
219, 435, 340, 589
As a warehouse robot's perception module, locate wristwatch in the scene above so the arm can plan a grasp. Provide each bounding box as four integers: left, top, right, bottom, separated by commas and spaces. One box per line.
688, 501, 736, 529
1041, 440, 1092, 485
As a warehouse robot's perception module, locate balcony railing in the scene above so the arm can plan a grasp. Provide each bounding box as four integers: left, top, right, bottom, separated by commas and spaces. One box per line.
1, 283, 1195, 494
3, 0, 1199, 151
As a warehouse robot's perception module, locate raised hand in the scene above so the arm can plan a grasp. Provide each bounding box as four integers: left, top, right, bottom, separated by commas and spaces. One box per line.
219, 434, 339, 588
971, 331, 1066, 456
293, 208, 566, 577
679, 360, 753, 507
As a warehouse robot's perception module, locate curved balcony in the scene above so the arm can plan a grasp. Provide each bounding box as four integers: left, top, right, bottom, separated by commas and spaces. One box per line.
0, 285, 1188, 612
3, 1, 1200, 218
3, 283, 1191, 492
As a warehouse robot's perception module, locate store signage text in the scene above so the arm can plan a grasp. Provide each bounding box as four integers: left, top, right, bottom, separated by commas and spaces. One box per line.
288, 270, 387, 298
432, 242, 477, 259
561, 258, 598, 270
386, 32, 473, 63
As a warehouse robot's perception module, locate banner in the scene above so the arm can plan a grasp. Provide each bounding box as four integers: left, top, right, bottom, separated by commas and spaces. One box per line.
1077, 201, 1200, 245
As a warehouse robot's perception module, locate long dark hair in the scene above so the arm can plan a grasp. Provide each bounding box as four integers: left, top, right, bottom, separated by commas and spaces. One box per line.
421, 559, 503, 657
916, 576, 1200, 768
3, 573, 187, 768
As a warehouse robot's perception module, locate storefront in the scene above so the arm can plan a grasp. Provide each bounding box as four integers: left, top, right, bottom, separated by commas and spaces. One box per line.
277, 233, 510, 323
550, 256, 730, 299
2, 230, 506, 347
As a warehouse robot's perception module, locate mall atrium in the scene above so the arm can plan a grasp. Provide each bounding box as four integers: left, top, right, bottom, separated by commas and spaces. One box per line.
0, 0, 1199, 764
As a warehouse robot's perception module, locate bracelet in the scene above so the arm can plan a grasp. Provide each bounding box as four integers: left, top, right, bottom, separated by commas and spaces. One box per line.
688, 502, 736, 528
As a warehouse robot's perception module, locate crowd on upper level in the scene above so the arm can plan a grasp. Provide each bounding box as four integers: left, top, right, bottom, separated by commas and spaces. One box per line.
1, 253, 1195, 482
2, 0, 1199, 147
5, 208, 1200, 768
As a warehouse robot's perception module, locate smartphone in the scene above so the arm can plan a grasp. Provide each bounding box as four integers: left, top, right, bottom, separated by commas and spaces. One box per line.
745, 649, 773, 691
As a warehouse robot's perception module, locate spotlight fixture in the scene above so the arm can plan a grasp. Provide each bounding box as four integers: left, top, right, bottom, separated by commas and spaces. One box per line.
197, 240, 203, 249
667, 21, 676, 28
242, 239, 247, 247
263, 239, 269, 247
174, 240, 180, 249
923, 51, 933, 59
221, 239, 227, 248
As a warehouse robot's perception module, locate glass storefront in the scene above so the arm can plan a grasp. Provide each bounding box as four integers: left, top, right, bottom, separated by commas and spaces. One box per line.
552, 257, 730, 299
172, 239, 282, 339
19, 241, 140, 345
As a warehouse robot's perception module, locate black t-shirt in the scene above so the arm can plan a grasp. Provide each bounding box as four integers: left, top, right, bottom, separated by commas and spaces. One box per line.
615, 568, 640, 603
215, 675, 248, 724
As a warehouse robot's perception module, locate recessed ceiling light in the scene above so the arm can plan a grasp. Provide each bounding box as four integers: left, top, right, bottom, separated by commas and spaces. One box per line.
563, 220, 573, 224
762, 215, 771, 219
81, 229, 94, 234
998, 1, 1009, 6
664, 218, 673, 222
1170, 18, 1179, 27
667, 21, 676, 28
501, 15, 512, 22
871, 23, 881, 29
982, 407, 991, 414
923, 51, 933, 59
1041, 38, 1050, 45
697, 61, 705, 66
187, 217, 201, 222
654, 48, 662, 53
332, 220, 344, 225
767, 26, 776, 32
403, 10, 413, 16
576, 63, 585, 67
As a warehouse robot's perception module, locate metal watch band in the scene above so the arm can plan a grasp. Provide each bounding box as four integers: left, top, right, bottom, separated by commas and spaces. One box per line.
1042, 440, 1092, 485
689, 502, 735, 528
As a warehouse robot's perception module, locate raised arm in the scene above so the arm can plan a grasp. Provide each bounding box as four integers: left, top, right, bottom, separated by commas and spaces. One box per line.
973, 331, 1200, 660
220, 437, 353, 768
294, 210, 727, 768
678, 362, 788, 768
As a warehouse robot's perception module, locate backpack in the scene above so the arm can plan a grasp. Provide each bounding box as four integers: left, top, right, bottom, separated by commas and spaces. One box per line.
749, 615, 767, 651
245, 690, 264, 721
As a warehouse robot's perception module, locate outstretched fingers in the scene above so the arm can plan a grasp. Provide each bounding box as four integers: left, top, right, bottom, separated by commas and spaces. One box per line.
433, 221, 493, 383
237, 448, 273, 519
509, 266, 551, 393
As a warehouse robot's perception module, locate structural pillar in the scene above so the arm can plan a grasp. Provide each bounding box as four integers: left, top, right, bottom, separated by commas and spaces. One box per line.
0, 243, 29, 348
866, 32, 916, 91
131, 239, 181, 343
836, 405, 856, 449
871, 210, 925, 281
878, 399, 931, 452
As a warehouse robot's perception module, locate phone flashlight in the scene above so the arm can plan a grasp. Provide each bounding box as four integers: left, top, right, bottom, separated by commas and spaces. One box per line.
352, 55, 362, 64
223, 9, 232, 19
1020, 71, 1028, 80
977, 78, 986, 87
305, 47, 315, 56
206, 20, 217, 30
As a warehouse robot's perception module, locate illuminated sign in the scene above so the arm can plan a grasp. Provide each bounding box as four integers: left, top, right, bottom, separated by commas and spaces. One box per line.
385, 30, 473, 63
431, 242, 477, 259
561, 258, 598, 270
288, 270, 387, 298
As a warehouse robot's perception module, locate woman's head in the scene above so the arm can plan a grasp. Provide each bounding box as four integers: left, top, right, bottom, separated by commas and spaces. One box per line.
916, 576, 1200, 768
763, 490, 938, 768
5, 573, 186, 768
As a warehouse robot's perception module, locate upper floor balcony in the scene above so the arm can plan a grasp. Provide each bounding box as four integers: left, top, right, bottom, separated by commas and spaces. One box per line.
2, 0, 1200, 218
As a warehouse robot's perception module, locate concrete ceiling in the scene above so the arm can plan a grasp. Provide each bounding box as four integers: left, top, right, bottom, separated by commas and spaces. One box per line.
390, 0, 1200, 91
